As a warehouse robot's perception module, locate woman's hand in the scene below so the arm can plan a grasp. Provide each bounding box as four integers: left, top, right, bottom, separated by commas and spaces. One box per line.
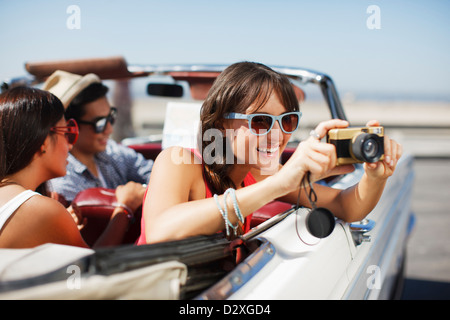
276, 119, 354, 195
115, 181, 146, 213
302, 119, 356, 182
364, 120, 403, 179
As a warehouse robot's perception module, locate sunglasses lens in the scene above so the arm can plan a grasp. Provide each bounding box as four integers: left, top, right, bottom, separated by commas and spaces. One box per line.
66, 133, 75, 144
50, 119, 79, 144
95, 118, 107, 133
94, 109, 117, 133
110, 108, 117, 125
250, 115, 273, 135
281, 113, 299, 133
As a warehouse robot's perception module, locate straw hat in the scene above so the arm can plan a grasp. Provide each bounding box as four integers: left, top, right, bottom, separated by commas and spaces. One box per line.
42, 70, 101, 108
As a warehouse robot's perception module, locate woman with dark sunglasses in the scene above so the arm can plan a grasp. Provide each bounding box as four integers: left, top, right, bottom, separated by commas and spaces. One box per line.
0, 87, 136, 248
137, 62, 402, 244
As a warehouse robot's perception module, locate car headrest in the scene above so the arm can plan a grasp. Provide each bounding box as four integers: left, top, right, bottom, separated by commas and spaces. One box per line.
162, 102, 202, 150
72, 187, 119, 218
72, 187, 141, 246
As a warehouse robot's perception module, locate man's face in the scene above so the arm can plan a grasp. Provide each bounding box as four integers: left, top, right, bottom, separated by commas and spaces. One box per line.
73, 97, 113, 156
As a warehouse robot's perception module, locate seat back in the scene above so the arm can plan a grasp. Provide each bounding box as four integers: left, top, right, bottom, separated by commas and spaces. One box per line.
72, 187, 141, 246
162, 101, 202, 150
250, 201, 293, 228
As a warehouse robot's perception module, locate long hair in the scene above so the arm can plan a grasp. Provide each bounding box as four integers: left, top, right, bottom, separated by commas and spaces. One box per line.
0, 86, 65, 191
200, 62, 299, 195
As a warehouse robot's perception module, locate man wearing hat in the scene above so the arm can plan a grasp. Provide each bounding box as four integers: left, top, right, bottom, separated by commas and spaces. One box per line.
43, 70, 153, 210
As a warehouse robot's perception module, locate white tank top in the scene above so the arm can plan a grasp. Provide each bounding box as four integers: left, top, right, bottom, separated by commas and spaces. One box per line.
0, 190, 39, 231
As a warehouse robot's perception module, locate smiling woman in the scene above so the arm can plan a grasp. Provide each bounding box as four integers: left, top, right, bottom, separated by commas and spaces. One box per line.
200, 62, 300, 194
137, 61, 403, 245
136, 62, 302, 244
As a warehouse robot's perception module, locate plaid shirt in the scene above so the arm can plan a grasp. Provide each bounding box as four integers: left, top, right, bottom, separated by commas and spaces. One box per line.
49, 139, 153, 202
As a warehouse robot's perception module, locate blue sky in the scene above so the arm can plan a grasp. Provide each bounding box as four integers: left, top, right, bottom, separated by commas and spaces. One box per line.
0, 0, 449, 100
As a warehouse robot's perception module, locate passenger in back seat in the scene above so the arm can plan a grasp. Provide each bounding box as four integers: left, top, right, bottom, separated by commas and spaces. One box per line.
43, 70, 153, 219
0, 87, 132, 248
137, 61, 402, 244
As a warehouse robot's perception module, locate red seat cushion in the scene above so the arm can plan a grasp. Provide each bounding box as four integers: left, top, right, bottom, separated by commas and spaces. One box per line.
250, 201, 293, 228
128, 143, 162, 161
72, 187, 141, 246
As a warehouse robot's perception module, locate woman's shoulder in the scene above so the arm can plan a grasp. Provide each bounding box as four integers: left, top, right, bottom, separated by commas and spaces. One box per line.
155, 146, 203, 168
0, 193, 86, 248
18, 193, 70, 223
149, 147, 205, 196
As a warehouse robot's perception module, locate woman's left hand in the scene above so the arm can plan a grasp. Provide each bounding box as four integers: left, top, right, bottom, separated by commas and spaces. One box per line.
364, 120, 403, 179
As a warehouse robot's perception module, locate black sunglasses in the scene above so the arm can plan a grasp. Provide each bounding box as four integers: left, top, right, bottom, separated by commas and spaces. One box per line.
77, 107, 117, 133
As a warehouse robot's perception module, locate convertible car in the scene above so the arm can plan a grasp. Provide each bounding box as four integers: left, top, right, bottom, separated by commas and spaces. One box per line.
0, 56, 415, 300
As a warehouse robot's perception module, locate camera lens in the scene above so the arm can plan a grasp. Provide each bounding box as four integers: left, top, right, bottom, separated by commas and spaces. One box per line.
363, 139, 378, 158
351, 133, 384, 163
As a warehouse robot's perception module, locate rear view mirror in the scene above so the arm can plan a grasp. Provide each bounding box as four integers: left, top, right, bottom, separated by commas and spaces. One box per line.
147, 83, 183, 97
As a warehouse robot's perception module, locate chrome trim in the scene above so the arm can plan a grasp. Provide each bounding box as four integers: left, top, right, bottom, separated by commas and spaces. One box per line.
128, 64, 228, 74
241, 207, 297, 242
196, 205, 303, 299
406, 213, 416, 237
195, 240, 276, 300
350, 219, 376, 232
127, 63, 347, 121
127, 64, 327, 81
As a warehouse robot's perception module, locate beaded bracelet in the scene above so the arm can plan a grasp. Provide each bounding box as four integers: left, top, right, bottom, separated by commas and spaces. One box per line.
214, 188, 244, 237
213, 194, 229, 235
214, 194, 233, 236
224, 188, 244, 224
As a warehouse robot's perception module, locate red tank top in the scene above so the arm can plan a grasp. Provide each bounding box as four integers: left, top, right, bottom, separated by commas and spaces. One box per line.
136, 149, 256, 245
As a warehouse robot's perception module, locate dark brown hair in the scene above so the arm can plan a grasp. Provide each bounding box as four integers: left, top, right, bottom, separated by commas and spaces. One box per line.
64, 82, 109, 121
0, 86, 65, 191
200, 61, 299, 195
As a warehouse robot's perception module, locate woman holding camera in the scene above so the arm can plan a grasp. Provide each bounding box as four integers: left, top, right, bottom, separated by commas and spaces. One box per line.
137, 61, 402, 244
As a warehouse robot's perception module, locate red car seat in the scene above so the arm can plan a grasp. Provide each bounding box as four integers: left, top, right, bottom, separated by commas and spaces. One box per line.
72, 187, 142, 246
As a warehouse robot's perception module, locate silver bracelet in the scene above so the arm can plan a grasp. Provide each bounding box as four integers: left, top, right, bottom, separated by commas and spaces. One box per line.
224, 188, 244, 224
214, 194, 231, 236
214, 188, 244, 237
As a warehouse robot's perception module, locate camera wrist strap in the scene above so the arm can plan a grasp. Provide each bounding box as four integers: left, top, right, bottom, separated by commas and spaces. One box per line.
295, 171, 318, 210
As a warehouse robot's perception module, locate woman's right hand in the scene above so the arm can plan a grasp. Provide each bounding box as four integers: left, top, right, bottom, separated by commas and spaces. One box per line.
275, 119, 355, 195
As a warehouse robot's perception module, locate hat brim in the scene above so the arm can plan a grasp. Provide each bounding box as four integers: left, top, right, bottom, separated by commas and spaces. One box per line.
43, 70, 101, 108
